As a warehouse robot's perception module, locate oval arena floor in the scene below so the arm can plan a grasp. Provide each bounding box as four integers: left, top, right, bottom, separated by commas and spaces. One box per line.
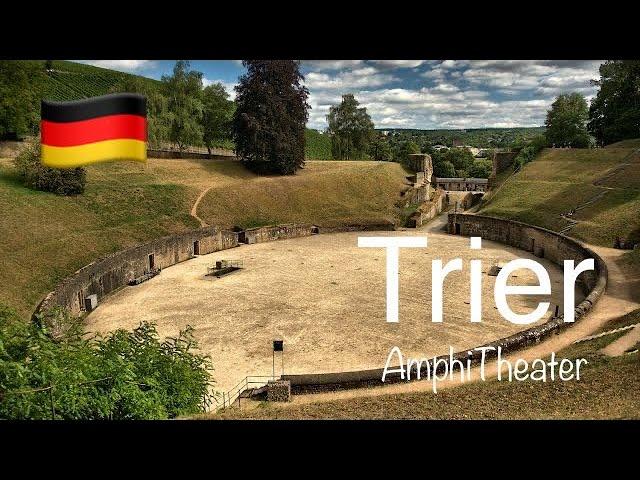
84, 226, 581, 395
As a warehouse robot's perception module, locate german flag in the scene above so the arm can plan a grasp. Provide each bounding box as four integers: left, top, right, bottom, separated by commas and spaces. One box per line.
41, 93, 147, 168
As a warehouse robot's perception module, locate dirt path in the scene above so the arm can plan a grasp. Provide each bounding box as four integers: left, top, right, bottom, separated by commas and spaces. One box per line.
273, 242, 640, 407
190, 186, 213, 227
601, 325, 640, 356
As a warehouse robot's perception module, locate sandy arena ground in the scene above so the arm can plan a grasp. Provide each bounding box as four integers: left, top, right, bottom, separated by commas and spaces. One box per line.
85, 223, 581, 395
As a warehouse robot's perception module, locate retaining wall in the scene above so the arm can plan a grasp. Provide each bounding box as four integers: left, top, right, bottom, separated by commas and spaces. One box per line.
492, 151, 519, 176
35, 227, 239, 318
408, 188, 448, 227
34, 221, 396, 321
283, 213, 608, 393
243, 224, 317, 244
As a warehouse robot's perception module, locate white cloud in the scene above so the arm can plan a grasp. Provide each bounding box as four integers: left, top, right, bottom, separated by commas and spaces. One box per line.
296, 59, 604, 130
80, 60, 155, 72
304, 66, 398, 90
372, 60, 426, 69
303, 60, 364, 71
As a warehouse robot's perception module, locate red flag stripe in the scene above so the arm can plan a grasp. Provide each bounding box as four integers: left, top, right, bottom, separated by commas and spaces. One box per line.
41, 114, 147, 147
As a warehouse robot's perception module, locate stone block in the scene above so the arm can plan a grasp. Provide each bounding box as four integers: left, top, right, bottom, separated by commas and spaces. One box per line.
267, 380, 291, 402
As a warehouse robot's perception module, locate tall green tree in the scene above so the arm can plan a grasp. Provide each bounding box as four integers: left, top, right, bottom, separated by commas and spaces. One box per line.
162, 61, 204, 151
468, 159, 493, 178
202, 83, 234, 154
545, 92, 591, 148
397, 140, 420, 163
0, 61, 43, 139
327, 94, 374, 160
369, 133, 393, 162
110, 76, 171, 149
433, 160, 456, 178
232, 60, 309, 175
588, 60, 640, 146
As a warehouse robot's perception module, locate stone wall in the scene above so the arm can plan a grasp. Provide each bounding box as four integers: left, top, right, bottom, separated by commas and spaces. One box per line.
317, 222, 396, 233
35, 221, 402, 321
35, 227, 239, 317
243, 224, 317, 244
406, 154, 433, 184
283, 213, 608, 393
402, 184, 430, 206
492, 151, 519, 176
408, 188, 448, 227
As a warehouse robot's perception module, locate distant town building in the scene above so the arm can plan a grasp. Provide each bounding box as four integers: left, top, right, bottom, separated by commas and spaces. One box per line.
434, 177, 488, 192
432, 144, 449, 151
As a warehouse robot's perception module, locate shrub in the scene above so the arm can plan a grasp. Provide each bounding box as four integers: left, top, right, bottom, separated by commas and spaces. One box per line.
0, 305, 214, 420
513, 135, 548, 170
13, 141, 86, 195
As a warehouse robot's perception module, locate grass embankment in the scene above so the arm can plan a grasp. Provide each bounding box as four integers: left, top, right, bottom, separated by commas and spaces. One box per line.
215, 334, 639, 420
197, 160, 407, 229
605, 138, 640, 149
480, 147, 640, 247
0, 157, 407, 317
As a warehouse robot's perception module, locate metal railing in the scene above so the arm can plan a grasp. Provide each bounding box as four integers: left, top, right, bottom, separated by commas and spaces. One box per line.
213, 375, 278, 409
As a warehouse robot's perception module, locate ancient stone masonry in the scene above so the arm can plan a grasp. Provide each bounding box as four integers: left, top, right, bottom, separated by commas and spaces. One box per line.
242, 224, 316, 244
266, 380, 291, 402
407, 188, 449, 228
405, 154, 434, 182
35, 222, 398, 321
491, 151, 519, 176
35, 226, 239, 318
282, 214, 607, 393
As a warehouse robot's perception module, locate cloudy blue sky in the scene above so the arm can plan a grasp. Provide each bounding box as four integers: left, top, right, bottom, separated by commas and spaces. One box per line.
79, 60, 603, 130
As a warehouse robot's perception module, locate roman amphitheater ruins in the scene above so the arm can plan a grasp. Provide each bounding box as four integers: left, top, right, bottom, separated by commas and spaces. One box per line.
34, 154, 607, 407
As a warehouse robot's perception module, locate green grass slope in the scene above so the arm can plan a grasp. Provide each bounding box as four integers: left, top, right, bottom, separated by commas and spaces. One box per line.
0, 156, 406, 317
605, 138, 640, 149
33, 60, 161, 101
480, 147, 640, 247
197, 160, 406, 228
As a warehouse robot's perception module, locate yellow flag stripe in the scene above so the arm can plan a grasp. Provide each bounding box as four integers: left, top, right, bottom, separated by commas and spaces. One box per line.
41, 139, 147, 168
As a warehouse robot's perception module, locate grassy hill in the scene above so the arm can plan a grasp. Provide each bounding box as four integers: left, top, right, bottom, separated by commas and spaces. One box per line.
480, 147, 640, 248
0, 155, 407, 317
33, 60, 161, 101
605, 138, 640, 149
197, 161, 406, 228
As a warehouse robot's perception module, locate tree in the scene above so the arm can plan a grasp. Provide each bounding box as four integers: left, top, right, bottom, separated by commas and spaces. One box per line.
110, 76, 171, 149
0, 61, 43, 139
445, 147, 475, 176
233, 60, 309, 175
162, 61, 204, 151
397, 140, 420, 163
433, 160, 456, 178
369, 133, 393, 162
0, 304, 214, 420
468, 159, 493, 178
202, 83, 234, 154
327, 94, 374, 160
588, 60, 640, 146
545, 92, 591, 148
